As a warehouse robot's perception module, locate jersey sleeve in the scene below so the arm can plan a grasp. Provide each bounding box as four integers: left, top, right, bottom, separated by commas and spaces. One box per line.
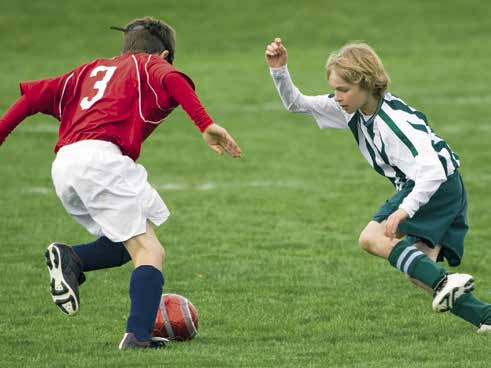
162, 72, 214, 132
269, 65, 350, 129
19, 72, 74, 120
148, 57, 196, 91
377, 113, 447, 218
147, 56, 213, 132
1, 72, 74, 145
0, 95, 31, 145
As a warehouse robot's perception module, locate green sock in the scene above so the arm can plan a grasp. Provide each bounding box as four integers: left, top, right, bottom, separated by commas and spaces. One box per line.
388, 240, 446, 289
451, 293, 491, 327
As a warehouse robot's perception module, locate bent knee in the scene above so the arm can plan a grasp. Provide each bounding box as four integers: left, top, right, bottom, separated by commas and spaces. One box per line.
358, 229, 375, 252
141, 243, 166, 265
154, 246, 166, 263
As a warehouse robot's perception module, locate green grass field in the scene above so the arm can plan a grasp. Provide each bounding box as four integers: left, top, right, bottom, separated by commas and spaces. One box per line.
1, 0, 490, 366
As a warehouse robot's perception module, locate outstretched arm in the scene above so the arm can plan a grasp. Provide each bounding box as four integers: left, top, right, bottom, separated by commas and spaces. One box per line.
265, 38, 349, 129
266, 38, 311, 113
1, 72, 76, 146
164, 72, 241, 158
0, 95, 32, 146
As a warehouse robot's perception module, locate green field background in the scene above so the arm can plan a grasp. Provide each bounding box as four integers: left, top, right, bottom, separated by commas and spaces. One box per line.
0, 0, 490, 366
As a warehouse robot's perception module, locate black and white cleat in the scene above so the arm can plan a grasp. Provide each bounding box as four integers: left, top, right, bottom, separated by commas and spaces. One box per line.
45, 243, 85, 316
432, 273, 474, 312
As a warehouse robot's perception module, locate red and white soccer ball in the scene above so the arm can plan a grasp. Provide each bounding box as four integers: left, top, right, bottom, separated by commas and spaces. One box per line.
152, 293, 199, 341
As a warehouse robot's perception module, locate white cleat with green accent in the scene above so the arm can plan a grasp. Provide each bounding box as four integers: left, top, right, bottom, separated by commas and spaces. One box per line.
432, 273, 474, 312
477, 324, 491, 334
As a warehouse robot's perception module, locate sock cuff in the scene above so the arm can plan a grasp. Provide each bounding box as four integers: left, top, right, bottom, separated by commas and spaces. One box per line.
388, 240, 425, 274
132, 265, 164, 284
134, 265, 160, 272
388, 240, 410, 267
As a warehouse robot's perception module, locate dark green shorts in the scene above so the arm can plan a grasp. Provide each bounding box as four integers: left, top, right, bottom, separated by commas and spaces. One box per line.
373, 171, 468, 267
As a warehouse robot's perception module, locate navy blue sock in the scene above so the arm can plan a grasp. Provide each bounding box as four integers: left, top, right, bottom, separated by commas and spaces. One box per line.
126, 265, 164, 341
72, 237, 131, 272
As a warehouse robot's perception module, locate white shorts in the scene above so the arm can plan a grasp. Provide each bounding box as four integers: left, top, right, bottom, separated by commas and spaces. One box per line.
51, 140, 170, 242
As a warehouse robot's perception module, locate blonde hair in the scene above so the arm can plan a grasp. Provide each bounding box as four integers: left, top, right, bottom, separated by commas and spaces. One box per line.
326, 43, 390, 97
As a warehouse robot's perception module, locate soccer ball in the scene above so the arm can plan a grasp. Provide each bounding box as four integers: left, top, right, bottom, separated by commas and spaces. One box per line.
152, 293, 199, 341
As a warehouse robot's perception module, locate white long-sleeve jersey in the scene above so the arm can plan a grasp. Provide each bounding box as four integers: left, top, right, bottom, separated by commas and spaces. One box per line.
270, 65, 460, 218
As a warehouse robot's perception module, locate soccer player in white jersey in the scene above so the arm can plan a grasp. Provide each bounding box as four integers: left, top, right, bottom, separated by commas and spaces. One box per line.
265, 38, 490, 333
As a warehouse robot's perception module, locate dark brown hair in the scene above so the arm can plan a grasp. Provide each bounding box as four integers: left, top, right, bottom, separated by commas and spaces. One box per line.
121, 17, 176, 63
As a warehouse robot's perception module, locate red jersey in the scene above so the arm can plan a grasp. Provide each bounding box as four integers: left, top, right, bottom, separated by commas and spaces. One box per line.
1, 53, 213, 160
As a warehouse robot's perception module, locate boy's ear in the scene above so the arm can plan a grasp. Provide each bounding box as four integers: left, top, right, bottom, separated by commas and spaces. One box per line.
160, 50, 170, 60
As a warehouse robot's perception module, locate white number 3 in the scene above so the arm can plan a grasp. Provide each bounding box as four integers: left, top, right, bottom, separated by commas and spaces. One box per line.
80, 66, 117, 110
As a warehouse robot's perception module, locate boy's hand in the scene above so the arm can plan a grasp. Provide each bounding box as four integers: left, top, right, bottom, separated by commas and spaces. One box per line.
265, 38, 288, 68
384, 208, 409, 239
202, 123, 241, 158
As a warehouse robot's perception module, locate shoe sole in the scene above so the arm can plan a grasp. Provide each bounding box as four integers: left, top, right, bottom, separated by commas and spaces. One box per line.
45, 243, 79, 316
119, 333, 169, 350
432, 276, 474, 312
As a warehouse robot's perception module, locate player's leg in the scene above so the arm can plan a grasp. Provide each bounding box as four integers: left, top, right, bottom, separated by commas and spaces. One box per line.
405, 241, 441, 293
46, 235, 131, 317
46, 170, 133, 314
51, 141, 170, 347
77, 144, 169, 348
451, 287, 491, 331
405, 241, 473, 311
123, 222, 165, 270
406, 241, 490, 331
72, 237, 131, 271
358, 220, 401, 258
47, 164, 93, 316
364, 172, 478, 312
119, 221, 168, 349
45, 212, 131, 314
416, 243, 491, 331
358, 220, 471, 311
359, 221, 446, 290
45, 242, 86, 316
438, 210, 491, 330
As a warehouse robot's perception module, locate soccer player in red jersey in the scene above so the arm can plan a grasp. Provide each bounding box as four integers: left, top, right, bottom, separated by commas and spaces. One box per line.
0, 17, 241, 349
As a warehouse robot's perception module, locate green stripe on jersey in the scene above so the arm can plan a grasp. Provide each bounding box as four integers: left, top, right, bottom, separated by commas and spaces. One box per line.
407, 121, 428, 133
364, 118, 407, 188
379, 109, 418, 157
380, 139, 407, 187
385, 99, 428, 124
348, 112, 360, 144
363, 137, 386, 177
433, 140, 459, 170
